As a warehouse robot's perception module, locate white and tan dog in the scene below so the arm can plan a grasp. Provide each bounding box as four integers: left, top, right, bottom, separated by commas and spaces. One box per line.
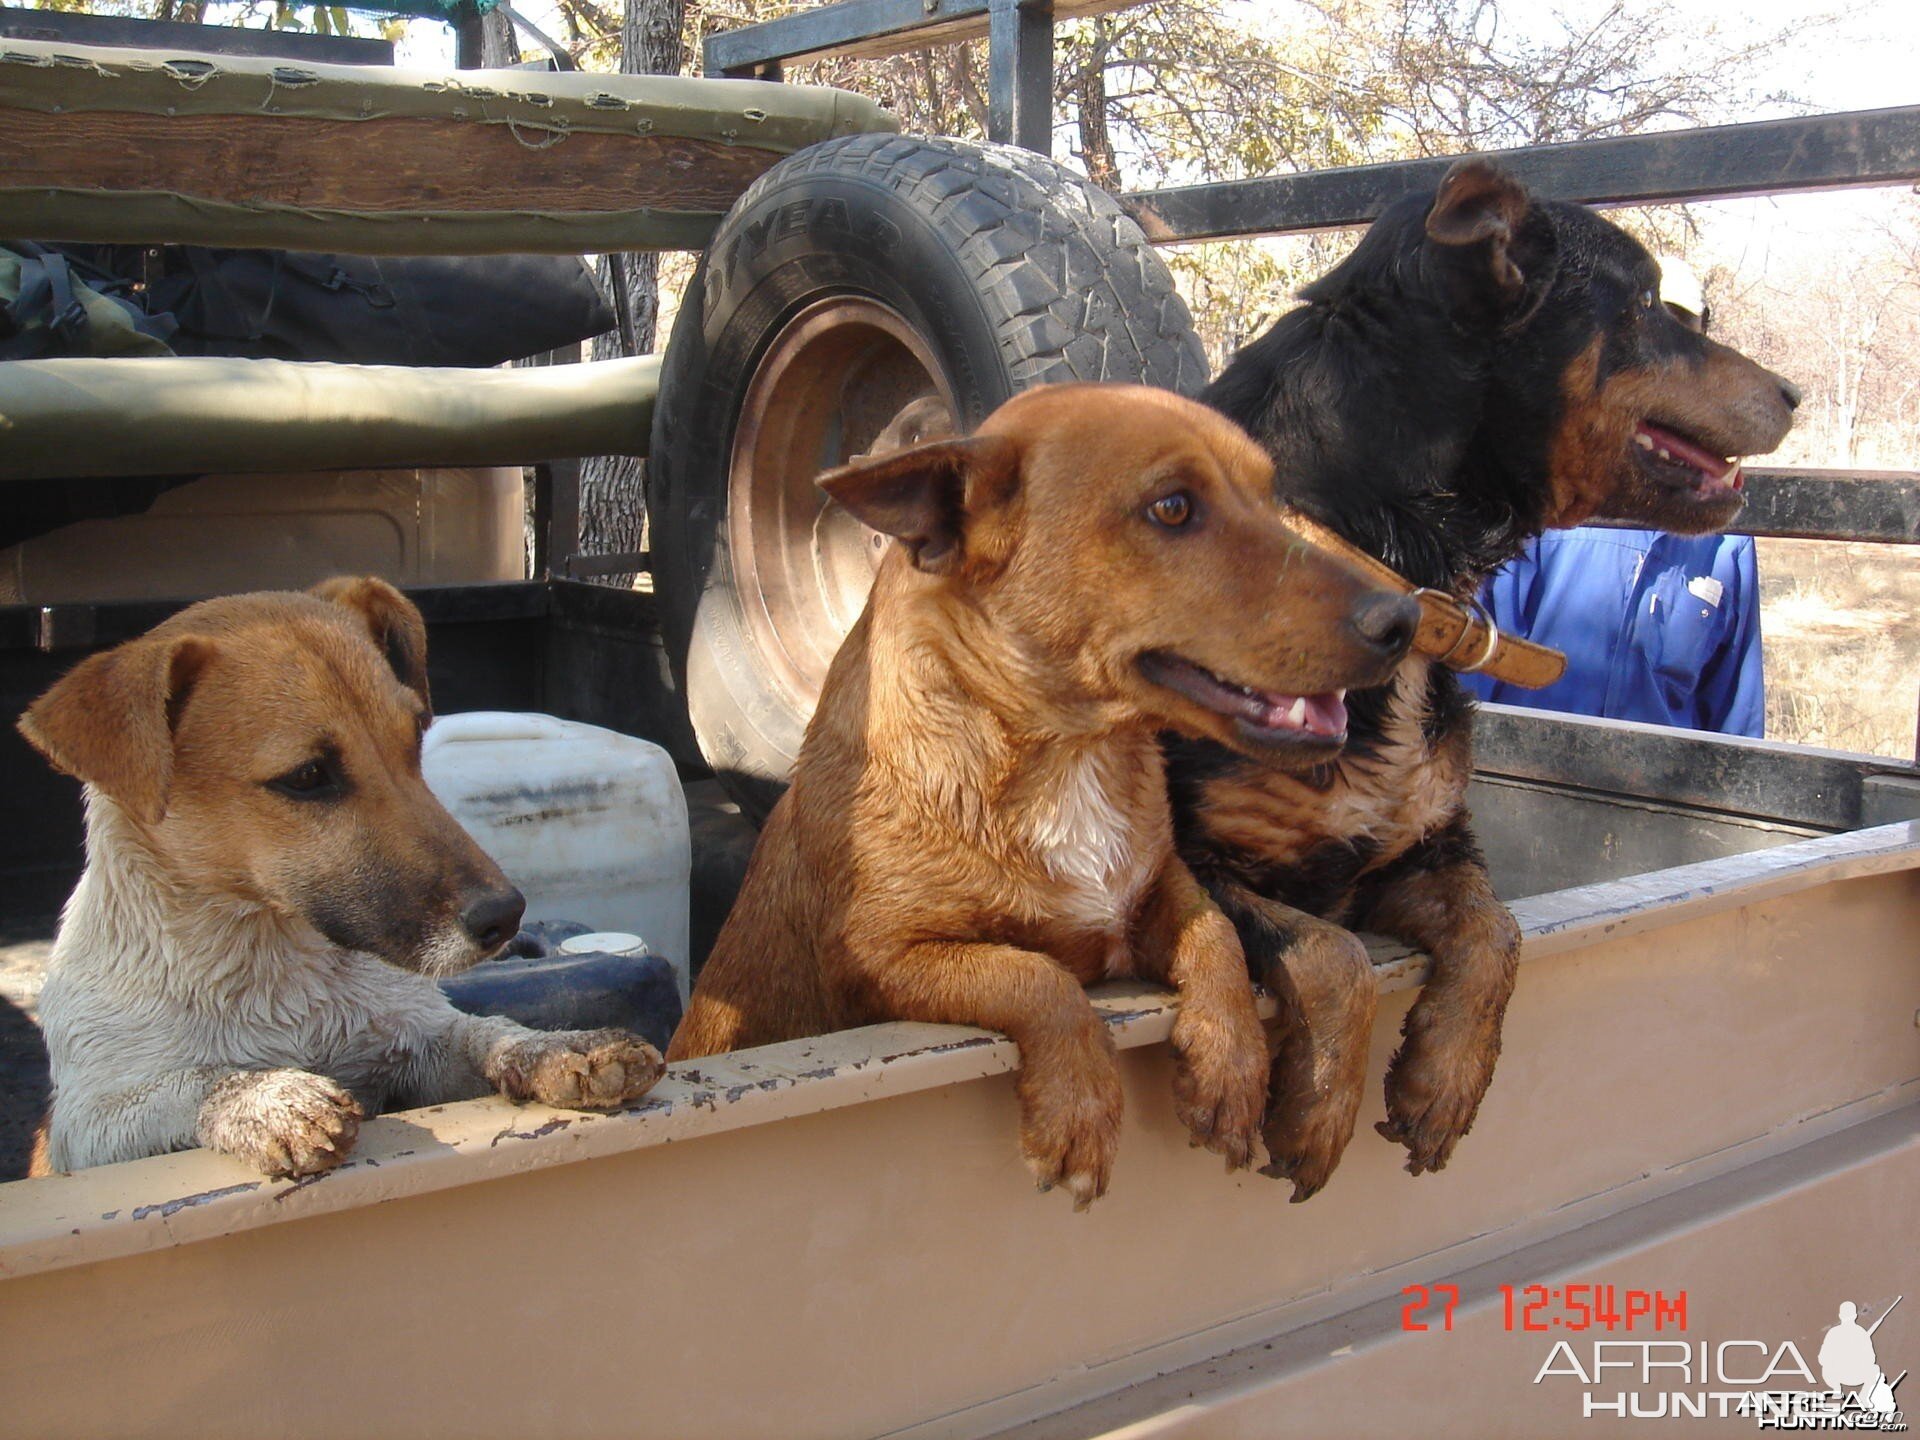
21, 577, 663, 1178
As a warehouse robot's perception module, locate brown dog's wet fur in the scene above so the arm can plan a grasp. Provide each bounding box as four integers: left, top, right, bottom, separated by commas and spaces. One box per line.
671, 384, 1417, 1208
1187, 159, 1798, 1198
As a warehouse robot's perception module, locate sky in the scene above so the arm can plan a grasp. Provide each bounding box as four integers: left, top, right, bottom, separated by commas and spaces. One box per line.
1716, 0, 1920, 114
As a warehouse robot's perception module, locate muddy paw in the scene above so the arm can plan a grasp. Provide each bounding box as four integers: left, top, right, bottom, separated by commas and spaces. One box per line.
1169, 1006, 1267, 1173
494, 1029, 665, 1110
1260, 1074, 1366, 1202
197, 1069, 362, 1179
1377, 1022, 1501, 1176
1018, 1053, 1124, 1212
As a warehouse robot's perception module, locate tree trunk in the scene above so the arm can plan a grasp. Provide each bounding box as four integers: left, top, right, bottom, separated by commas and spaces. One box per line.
1072, 19, 1121, 193
456, 8, 519, 68
578, 0, 687, 585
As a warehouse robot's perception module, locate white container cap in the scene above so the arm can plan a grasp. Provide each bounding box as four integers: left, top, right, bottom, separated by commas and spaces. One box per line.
558, 932, 649, 957
422, 711, 689, 1001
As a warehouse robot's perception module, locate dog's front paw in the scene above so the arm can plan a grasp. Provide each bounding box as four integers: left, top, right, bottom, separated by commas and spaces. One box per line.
491, 1029, 665, 1110
1261, 1063, 1367, 1202
1016, 1039, 1124, 1212
196, 1069, 362, 1178
1169, 1003, 1267, 1172
1377, 1007, 1503, 1176
1253, 924, 1377, 1201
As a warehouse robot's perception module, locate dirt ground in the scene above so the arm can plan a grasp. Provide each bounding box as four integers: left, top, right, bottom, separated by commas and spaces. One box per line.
1759, 538, 1920, 760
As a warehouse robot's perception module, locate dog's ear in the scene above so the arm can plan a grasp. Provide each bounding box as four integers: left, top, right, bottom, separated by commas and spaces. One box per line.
17, 632, 215, 825
1424, 159, 1555, 323
311, 575, 432, 711
817, 435, 1020, 575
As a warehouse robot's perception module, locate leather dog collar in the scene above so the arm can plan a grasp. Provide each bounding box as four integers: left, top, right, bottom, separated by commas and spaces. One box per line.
1274, 512, 1567, 690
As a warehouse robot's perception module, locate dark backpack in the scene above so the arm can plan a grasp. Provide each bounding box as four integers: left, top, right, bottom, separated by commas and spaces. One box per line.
10, 245, 615, 367
0, 242, 178, 358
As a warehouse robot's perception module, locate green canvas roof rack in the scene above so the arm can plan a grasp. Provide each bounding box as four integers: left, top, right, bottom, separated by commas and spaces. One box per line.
0, 354, 661, 481
0, 37, 898, 255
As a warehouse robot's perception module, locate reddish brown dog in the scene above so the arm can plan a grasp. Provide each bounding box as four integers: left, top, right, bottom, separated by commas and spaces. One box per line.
669, 384, 1418, 1207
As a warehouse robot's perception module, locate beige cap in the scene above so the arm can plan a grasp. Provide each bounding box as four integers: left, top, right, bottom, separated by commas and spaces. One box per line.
1657, 253, 1706, 321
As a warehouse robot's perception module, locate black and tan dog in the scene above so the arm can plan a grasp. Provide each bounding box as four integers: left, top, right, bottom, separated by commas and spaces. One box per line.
1177, 159, 1800, 1198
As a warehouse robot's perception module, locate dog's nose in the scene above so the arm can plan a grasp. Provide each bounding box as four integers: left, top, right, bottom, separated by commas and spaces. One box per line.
1351, 594, 1420, 658
459, 886, 526, 952
1777, 376, 1802, 411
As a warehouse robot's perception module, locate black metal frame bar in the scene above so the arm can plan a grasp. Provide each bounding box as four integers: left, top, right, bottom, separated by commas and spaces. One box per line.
987, 0, 1053, 151
1622, 471, 1920, 545
0, 4, 395, 63
0, 581, 552, 656
530, 459, 582, 582
703, 0, 1133, 75
1472, 705, 1920, 833
1122, 106, 1920, 242
566, 550, 651, 579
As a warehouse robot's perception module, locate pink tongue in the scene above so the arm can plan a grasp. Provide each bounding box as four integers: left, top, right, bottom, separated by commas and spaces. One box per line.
1256, 692, 1348, 737
1640, 422, 1737, 482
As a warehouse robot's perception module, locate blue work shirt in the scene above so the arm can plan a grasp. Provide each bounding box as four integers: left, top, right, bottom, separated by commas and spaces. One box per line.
1459, 527, 1764, 737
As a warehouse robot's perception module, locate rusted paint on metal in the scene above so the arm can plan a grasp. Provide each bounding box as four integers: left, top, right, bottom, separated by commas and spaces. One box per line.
488, 1116, 574, 1147
129, 1181, 261, 1221
880, 1035, 997, 1064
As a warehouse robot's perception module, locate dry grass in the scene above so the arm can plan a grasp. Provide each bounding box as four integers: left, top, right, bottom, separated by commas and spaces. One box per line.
1758, 538, 1919, 759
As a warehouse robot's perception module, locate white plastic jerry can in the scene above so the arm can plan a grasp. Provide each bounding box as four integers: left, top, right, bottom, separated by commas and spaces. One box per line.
422, 712, 693, 1002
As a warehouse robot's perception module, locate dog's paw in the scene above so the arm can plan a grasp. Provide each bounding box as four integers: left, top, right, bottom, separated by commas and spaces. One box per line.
1377, 1012, 1502, 1176
491, 1029, 665, 1110
1257, 1009, 1372, 1202
1260, 1071, 1366, 1202
1169, 1004, 1267, 1173
196, 1069, 362, 1178
1017, 1047, 1125, 1212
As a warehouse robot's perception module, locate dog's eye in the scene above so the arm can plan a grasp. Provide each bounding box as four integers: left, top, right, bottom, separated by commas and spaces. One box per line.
1639, 288, 1657, 311
1146, 491, 1194, 529
267, 758, 339, 800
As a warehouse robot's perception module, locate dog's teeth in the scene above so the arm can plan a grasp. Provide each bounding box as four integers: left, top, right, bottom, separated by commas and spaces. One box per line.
1656, 447, 1673, 462
1334, 689, 1347, 702
1283, 697, 1308, 728
1635, 433, 1655, 451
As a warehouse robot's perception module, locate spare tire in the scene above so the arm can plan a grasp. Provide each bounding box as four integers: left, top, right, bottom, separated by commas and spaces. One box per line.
648, 133, 1207, 816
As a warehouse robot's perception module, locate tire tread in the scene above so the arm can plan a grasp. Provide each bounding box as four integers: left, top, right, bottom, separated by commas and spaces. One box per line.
727, 133, 1207, 395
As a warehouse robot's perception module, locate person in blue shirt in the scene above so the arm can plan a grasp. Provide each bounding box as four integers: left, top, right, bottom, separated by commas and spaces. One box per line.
1458, 526, 1764, 736
1459, 257, 1766, 738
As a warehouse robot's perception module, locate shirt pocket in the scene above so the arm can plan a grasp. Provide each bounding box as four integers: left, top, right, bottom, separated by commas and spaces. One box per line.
1643, 568, 1725, 697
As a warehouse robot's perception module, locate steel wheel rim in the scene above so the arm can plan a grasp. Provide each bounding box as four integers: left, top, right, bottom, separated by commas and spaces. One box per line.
727, 295, 954, 716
